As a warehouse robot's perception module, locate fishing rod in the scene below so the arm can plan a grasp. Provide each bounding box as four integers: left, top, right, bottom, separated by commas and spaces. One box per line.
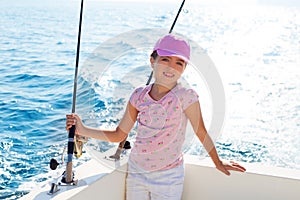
64, 0, 84, 184
146, 0, 186, 85
48, 0, 84, 193
114, 0, 186, 156
169, 0, 186, 34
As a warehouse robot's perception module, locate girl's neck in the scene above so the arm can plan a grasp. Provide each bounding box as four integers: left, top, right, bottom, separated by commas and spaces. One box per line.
149, 82, 177, 101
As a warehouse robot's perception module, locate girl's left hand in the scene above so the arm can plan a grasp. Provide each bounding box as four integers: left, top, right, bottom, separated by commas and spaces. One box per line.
216, 160, 246, 176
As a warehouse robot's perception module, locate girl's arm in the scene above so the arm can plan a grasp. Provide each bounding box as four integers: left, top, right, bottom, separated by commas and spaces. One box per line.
66, 101, 138, 143
185, 101, 246, 175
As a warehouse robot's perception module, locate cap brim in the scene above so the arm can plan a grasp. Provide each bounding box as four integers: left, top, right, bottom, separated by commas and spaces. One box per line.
156, 49, 189, 63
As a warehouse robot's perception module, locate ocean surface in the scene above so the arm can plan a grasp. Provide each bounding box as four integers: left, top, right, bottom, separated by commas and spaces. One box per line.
0, 0, 299, 199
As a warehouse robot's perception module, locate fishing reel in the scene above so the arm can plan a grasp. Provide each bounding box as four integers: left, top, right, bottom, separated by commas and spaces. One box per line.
49, 146, 66, 171
49, 136, 88, 170
50, 158, 60, 170
73, 135, 88, 158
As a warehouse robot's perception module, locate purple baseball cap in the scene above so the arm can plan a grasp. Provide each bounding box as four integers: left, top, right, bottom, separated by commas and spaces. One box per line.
153, 34, 190, 62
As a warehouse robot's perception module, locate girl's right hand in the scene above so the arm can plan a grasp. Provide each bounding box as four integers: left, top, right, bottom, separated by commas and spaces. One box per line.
66, 114, 80, 131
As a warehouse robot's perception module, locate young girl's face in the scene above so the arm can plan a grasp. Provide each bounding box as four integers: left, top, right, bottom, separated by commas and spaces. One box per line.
151, 55, 187, 87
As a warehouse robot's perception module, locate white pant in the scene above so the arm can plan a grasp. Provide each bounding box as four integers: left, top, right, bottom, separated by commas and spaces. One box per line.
126, 160, 184, 200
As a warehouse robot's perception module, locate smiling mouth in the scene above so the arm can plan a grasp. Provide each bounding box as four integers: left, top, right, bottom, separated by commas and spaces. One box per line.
163, 72, 174, 78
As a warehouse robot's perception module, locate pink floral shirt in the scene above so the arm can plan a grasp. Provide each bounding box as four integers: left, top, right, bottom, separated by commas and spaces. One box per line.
129, 83, 198, 171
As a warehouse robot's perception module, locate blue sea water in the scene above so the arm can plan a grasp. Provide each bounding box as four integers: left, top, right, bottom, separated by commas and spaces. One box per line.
0, 0, 300, 199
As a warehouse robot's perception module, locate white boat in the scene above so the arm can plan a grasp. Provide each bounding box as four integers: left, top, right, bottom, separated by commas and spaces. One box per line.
20, 147, 300, 200
19, 1, 300, 198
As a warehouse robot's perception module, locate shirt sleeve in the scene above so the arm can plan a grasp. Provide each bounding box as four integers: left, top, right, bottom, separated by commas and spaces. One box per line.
181, 88, 199, 110
129, 87, 144, 108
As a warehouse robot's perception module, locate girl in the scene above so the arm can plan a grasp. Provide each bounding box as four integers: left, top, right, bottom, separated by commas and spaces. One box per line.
66, 34, 246, 200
